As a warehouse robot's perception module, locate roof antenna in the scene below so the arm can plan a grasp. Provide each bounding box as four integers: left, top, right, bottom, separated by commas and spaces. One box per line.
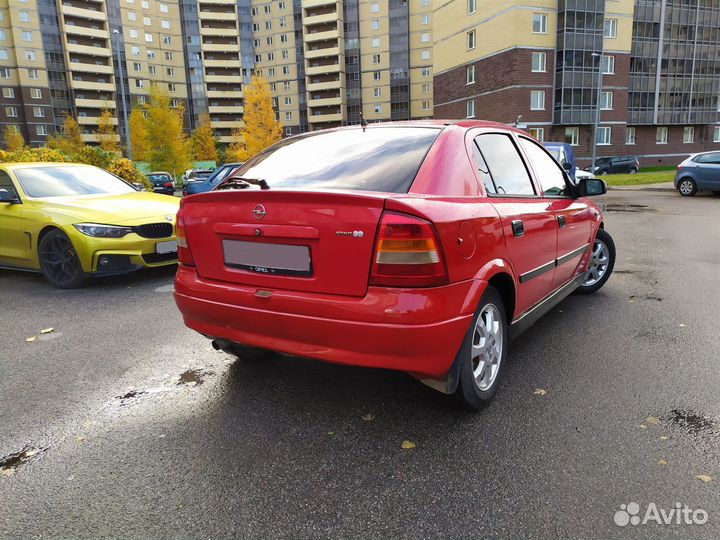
360, 113, 368, 132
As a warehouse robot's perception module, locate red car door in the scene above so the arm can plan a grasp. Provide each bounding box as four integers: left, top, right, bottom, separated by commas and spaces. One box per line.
517, 136, 594, 288
472, 131, 558, 316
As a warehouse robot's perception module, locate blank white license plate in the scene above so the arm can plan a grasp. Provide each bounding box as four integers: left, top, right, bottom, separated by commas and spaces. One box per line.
156, 240, 178, 254
223, 239, 311, 276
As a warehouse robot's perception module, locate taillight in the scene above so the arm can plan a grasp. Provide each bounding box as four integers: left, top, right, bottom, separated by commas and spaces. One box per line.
176, 207, 195, 266
370, 212, 448, 288
163, 182, 174, 188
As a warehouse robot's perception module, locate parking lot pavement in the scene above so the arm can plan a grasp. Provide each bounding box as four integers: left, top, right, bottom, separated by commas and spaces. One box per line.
1, 189, 719, 539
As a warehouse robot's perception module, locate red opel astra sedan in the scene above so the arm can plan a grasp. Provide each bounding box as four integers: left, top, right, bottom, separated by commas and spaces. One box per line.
174, 121, 615, 409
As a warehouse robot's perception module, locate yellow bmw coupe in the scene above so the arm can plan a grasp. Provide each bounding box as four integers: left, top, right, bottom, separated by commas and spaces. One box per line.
0, 162, 180, 288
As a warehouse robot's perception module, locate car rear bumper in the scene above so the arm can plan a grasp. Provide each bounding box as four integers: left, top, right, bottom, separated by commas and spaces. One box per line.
174, 265, 484, 378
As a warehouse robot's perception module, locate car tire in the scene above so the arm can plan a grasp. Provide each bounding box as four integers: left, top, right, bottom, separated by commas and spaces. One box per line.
600, 169, 609, 176
230, 344, 275, 362
38, 229, 86, 289
574, 228, 615, 295
454, 285, 508, 410
677, 178, 697, 197
629, 167, 638, 174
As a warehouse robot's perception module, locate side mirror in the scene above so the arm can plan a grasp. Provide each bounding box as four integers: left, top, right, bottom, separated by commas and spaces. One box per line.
132, 182, 146, 191
562, 161, 573, 171
0, 188, 18, 203
578, 178, 607, 197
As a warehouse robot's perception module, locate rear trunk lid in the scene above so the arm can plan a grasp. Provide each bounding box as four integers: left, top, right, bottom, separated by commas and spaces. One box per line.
182, 190, 386, 297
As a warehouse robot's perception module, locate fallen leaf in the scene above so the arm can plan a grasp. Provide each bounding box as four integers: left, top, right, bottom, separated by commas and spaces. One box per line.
639, 424, 647, 429
24, 449, 40, 457
533, 388, 547, 396
658, 459, 668, 466
361, 414, 375, 422
40, 327, 54, 334
659, 435, 669, 441
695, 475, 712, 483
327, 431, 334, 436
0, 469, 14, 477
628, 299, 636, 303
645, 416, 660, 425
75, 436, 85, 444
401, 440, 416, 450
25, 336, 37, 342
679, 324, 686, 327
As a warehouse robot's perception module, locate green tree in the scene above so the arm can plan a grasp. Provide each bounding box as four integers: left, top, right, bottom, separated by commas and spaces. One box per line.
129, 107, 151, 161
2, 125, 25, 152
97, 108, 120, 153
145, 84, 191, 175
232, 75, 283, 161
190, 113, 218, 162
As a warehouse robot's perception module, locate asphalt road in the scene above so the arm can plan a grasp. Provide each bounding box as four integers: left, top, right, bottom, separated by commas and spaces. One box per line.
1, 189, 719, 539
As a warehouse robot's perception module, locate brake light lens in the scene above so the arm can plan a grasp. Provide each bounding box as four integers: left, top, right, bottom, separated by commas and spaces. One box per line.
163, 182, 174, 188
176, 207, 195, 266
370, 212, 448, 288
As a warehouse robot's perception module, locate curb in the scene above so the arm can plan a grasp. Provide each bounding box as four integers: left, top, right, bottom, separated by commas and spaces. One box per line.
607, 184, 675, 192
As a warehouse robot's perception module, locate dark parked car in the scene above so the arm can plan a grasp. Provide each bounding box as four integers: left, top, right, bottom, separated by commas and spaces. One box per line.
147, 172, 175, 195
182, 168, 214, 187
585, 156, 639, 175
183, 162, 244, 196
675, 151, 720, 196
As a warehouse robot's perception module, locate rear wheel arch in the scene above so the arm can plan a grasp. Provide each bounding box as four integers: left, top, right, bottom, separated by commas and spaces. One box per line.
487, 272, 516, 324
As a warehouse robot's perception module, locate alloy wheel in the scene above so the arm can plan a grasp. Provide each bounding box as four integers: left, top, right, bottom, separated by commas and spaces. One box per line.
40, 234, 83, 286
679, 180, 694, 196
471, 303, 503, 391
582, 239, 610, 287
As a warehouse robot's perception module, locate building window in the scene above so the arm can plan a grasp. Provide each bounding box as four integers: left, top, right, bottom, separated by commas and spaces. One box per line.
422, 100, 430, 111
0, 68, 11, 79
3, 88, 14, 98
281, 49, 288, 59
371, 3, 379, 12
168, 83, 176, 92
282, 66, 290, 75
162, 36, 171, 45
530, 90, 545, 110
626, 127, 636, 145
600, 91, 613, 110
265, 21, 272, 30
601, 55, 615, 75
372, 38, 380, 48
283, 96, 292, 105
467, 30, 476, 50
603, 18, 617, 38
33, 106, 43, 118
280, 34, 288, 43
279, 17, 286, 27
264, 5, 271, 13
596, 126, 611, 145
422, 67, 430, 77
422, 83, 431, 94
161, 20, 170, 29
373, 71, 381, 80
36, 125, 47, 136
0, 30, 5, 40
467, 65, 475, 84
252, 23, 259, 31
251, 6, 258, 15
19, 10, 30, 22
143, 16, 151, 25
714, 126, 720, 143
374, 104, 382, 113
141, 0, 149, 8
283, 81, 291, 90
372, 19, 380, 30
267, 52, 274, 61
372, 54, 380, 64
159, 3, 168, 12
166, 67, 174, 77
374, 87, 381, 97
468, 0, 476, 14
531, 52, 546, 72
532, 13, 547, 34
266, 37, 273, 46
421, 50, 430, 60
683, 126, 694, 143
145, 33, 153, 43
165, 51, 173, 61
529, 127, 544, 142
285, 112, 292, 121
466, 99, 475, 118
133, 62, 142, 71
131, 46, 140, 55
129, 28, 138, 39
0, 49, 7, 60
22, 31, 33, 42
28, 68, 38, 80
565, 127, 579, 146
5, 106, 17, 117
148, 65, 156, 74
421, 14, 430, 24
279, 1, 286, 10
656, 126, 668, 144
421, 32, 430, 43
128, 11, 137, 21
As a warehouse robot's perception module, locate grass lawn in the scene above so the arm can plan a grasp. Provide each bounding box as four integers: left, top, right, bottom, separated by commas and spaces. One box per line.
602, 170, 676, 186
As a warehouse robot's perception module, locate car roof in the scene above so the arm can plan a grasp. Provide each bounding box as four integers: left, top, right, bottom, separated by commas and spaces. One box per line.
148, 171, 172, 175
287, 119, 528, 138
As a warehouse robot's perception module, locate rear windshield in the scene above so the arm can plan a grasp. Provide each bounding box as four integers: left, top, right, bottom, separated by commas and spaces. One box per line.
219, 127, 440, 193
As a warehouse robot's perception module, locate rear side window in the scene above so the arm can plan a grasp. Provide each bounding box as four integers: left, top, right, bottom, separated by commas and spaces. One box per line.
695, 152, 720, 164
221, 127, 440, 193
518, 136, 569, 196
474, 133, 535, 196
0, 170, 18, 197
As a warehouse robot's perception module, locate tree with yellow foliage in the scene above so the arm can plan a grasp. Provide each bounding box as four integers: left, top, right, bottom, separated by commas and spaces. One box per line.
230, 75, 283, 161
225, 127, 246, 163
97, 108, 120, 153
129, 107, 151, 162
2, 125, 25, 152
145, 84, 191, 175
190, 113, 218, 162
47, 114, 84, 155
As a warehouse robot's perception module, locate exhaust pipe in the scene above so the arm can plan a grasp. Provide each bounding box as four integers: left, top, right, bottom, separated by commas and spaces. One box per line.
211, 339, 235, 355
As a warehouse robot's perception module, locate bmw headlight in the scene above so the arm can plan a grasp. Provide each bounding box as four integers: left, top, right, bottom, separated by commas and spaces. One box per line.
74, 223, 133, 238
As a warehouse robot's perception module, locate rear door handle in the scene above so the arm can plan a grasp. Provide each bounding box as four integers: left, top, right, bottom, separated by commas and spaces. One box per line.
511, 220, 524, 238
557, 215, 566, 228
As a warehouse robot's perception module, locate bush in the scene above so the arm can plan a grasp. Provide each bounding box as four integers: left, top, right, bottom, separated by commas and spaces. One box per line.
72, 146, 115, 169
108, 157, 152, 191
0, 147, 69, 163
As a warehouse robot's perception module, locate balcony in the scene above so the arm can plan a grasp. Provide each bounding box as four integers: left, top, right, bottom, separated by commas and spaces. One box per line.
63, 25, 107, 39
66, 42, 111, 57
307, 96, 342, 107
200, 26, 236, 37
77, 115, 117, 125
199, 0, 236, 4
308, 111, 343, 123
198, 10, 236, 21
71, 79, 115, 92
207, 89, 243, 98
68, 61, 114, 74
204, 58, 242, 68
302, 0, 337, 8
210, 120, 243, 129
304, 46, 339, 60
202, 43, 239, 52
205, 74, 241, 83
61, 4, 107, 21
306, 79, 341, 92
306, 63, 340, 76
304, 29, 339, 43
75, 98, 116, 108
303, 12, 337, 25
81, 133, 100, 143
208, 105, 243, 114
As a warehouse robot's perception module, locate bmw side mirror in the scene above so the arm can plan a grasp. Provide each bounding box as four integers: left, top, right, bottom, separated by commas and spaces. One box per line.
0, 188, 18, 203
579, 178, 607, 197
132, 182, 146, 191
562, 161, 572, 171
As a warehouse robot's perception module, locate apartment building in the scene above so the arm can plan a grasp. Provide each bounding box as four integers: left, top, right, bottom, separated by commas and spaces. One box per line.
434, 0, 720, 165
